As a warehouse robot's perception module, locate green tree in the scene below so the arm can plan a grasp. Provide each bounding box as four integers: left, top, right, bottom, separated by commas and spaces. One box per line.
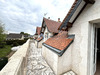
20, 32, 30, 36
20, 32, 24, 35
0, 21, 6, 48
20, 32, 30, 35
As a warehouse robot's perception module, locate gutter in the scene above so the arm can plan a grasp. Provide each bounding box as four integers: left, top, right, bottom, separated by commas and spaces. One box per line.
59, 0, 95, 30
36, 38, 43, 42
84, 0, 95, 4
60, 0, 82, 30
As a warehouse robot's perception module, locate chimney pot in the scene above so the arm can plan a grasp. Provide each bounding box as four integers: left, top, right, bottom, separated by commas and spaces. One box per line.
48, 17, 50, 19
58, 18, 60, 22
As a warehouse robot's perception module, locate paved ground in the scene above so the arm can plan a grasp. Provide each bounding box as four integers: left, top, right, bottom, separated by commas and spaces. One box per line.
26, 40, 76, 75
26, 41, 55, 75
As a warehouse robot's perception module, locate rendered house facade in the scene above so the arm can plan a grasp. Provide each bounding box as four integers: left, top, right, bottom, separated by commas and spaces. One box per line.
41, 18, 61, 42
42, 0, 100, 75
34, 27, 42, 48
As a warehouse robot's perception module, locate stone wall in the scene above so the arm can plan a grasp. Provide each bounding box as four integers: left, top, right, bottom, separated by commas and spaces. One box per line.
0, 39, 30, 75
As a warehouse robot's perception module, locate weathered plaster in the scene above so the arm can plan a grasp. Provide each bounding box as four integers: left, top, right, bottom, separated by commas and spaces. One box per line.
68, 0, 100, 75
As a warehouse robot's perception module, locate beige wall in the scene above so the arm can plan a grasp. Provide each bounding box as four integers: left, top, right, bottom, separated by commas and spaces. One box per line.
44, 27, 53, 42
35, 40, 43, 48
68, 0, 100, 75
35, 40, 38, 48
42, 44, 72, 75
38, 40, 43, 48
42, 0, 100, 75
42, 46, 58, 74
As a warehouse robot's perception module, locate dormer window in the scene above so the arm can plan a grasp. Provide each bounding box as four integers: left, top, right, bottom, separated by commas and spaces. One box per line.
45, 33, 48, 38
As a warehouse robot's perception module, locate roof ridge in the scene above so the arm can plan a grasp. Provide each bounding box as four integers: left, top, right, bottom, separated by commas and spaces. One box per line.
44, 17, 61, 23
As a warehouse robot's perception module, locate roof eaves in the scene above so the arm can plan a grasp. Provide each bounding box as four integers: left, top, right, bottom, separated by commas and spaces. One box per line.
36, 38, 43, 42
84, 0, 95, 4
59, 0, 95, 30
40, 18, 45, 33
59, 0, 82, 30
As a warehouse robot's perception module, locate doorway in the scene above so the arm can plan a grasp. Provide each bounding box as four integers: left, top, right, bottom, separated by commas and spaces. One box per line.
95, 28, 100, 75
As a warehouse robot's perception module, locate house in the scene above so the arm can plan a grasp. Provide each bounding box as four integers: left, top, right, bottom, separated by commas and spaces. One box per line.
34, 27, 41, 39
34, 27, 43, 48
6, 33, 24, 40
35, 36, 43, 48
24, 35, 29, 39
35, 17, 61, 48
42, 0, 100, 75
41, 17, 61, 42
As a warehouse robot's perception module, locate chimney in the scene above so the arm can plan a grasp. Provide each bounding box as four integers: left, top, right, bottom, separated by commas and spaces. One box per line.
58, 18, 60, 22
48, 17, 50, 19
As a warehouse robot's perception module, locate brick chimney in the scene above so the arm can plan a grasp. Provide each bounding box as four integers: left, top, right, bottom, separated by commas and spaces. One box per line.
48, 17, 50, 19
58, 18, 60, 22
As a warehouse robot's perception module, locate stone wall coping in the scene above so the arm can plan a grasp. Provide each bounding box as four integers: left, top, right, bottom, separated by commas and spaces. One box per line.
0, 39, 30, 75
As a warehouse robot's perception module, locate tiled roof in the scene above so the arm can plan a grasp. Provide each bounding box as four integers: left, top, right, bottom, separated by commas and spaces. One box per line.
58, 0, 78, 30
36, 27, 41, 35
44, 18, 61, 33
44, 31, 74, 50
58, 0, 95, 30
7, 33, 23, 39
34, 37, 37, 40
36, 37, 43, 42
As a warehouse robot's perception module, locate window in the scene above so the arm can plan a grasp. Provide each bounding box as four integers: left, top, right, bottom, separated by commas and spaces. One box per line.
45, 33, 48, 38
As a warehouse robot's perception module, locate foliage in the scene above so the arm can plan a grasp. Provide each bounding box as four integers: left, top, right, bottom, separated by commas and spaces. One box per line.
12, 42, 19, 47
6, 39, 28, 47
0, 42, 6, 48
0, 45, 11, 58
0, 21, 6, 48
20, 32, 24, 35
0, 57, 8, 70
20, 32, 30, 36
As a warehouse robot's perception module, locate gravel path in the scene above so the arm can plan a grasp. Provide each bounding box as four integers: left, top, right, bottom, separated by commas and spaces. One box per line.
26, 41, 55, 75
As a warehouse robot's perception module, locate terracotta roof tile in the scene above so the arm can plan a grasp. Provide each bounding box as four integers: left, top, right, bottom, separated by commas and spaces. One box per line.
44, 31, 73, 50
58, 0, 78, 29
36, 37, 43, 42
34, 37, 37, 40
44, 18, 61, 33
36, 27, 41, 35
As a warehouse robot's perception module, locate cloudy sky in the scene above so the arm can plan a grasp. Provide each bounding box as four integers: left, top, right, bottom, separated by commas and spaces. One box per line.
0, 0, 74, 35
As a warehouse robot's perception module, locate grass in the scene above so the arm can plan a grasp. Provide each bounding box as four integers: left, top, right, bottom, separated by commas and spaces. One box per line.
0, 45, 11, 58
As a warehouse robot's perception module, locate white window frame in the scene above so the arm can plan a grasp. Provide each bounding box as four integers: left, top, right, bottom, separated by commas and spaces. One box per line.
89, 23, 100, 75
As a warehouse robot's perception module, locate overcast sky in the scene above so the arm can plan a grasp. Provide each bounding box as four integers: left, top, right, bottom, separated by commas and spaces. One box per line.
0, 0, 74, 35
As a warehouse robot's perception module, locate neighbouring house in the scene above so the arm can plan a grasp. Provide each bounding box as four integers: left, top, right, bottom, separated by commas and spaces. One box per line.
24, 35, 29, 39
42, 0, 100, 75
33, 27, 41, 39
6, 33, 24, 40
35, 17, 61, 48
41, 17, 61, 42
34, 27, 43, 48
35, 36, 43, 48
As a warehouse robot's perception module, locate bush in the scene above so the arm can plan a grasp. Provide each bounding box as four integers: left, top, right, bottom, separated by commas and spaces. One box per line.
6, 39, 28, 46
12, 42, 19, 47
0, 57, 8, 70
0, 42, 6, 48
